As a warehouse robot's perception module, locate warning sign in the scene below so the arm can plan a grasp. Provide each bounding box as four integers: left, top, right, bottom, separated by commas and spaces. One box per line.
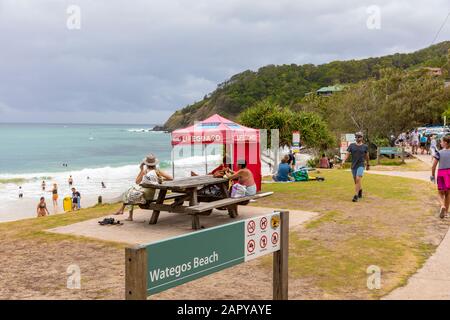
260, 235, 267, 249
247, 220, 256, 234
260, 217, 268, 230
244, 212, 281, 261
271, 215, 280, 229
271, 232, 279, 245
247, 239, 255, 253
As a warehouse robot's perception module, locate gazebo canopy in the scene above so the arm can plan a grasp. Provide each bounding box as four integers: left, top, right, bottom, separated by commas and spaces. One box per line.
171, 114, 259, 146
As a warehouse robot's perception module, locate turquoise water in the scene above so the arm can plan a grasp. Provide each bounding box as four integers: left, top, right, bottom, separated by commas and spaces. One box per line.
0, 123, 225, 222
0, 123, 172, 174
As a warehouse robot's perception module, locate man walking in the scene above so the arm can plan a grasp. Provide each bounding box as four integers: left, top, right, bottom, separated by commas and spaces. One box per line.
343, 132, 370, 202
71, 187, 81, 211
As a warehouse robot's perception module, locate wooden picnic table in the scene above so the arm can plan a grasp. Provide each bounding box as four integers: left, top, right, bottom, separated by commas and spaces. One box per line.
141, 175, 231, 229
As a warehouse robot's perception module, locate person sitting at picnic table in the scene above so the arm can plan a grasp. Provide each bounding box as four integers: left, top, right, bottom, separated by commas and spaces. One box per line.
191, 156, 234, 197
191, 155, 233, 178
114, 154, 172, 221
319, 153, 330, 169
228, 160, 257, 197
272, 156, 292, 182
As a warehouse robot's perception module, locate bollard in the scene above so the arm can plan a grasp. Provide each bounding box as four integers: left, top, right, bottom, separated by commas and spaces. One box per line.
98, 195, 102, 205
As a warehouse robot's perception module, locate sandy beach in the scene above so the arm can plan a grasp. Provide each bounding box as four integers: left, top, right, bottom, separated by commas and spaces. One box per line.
0, 149, 310, 223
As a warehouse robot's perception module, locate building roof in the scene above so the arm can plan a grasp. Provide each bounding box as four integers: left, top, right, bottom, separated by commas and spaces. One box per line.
316, 84, 345, 93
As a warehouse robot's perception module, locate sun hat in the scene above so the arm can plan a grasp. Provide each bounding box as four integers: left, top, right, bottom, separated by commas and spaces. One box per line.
142, 154, 159, 166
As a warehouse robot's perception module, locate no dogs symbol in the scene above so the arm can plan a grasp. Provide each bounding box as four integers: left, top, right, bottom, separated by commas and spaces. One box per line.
260, 235, 268, 249
247, 220, 256, 234
247, 239, 256, 253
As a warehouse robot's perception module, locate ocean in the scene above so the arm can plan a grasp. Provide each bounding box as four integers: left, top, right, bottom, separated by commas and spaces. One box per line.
0, 123, 223, 222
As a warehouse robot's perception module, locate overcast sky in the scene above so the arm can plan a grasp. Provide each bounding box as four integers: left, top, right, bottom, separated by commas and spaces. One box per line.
0, 0, 449, 124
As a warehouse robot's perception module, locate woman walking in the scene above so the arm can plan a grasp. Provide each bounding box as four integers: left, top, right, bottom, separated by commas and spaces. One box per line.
36, 197, 50, 217
50, 183, 58, 212
431, 135, 450, 218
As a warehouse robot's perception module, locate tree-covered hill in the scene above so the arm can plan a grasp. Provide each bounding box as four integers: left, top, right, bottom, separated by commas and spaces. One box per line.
163, 41, 450, 131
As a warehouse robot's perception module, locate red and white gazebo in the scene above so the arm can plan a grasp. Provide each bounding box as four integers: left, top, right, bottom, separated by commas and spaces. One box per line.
171, 114, 262, 191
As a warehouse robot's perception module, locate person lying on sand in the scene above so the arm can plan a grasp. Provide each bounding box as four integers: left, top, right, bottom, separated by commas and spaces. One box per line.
114, 154, 172, 221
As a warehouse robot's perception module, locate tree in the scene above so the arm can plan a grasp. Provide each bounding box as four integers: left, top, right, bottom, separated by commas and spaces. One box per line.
304, 68, 450, 140
239, 100, 335, 150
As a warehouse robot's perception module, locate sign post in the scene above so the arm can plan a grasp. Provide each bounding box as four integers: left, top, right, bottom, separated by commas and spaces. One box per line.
125, 246, 148, 300
292, 131, 300, 153
273, 211, 288, 300
125, 211, 289, 300
377, 147, 405, 164
340, 133, 356, 160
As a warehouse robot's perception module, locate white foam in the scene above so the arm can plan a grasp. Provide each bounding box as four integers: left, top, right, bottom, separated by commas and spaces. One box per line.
127, 128, 154, 133
0, 152, 278, 222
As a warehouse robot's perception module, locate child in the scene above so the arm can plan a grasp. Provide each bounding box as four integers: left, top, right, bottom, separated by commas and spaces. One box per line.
319, 153, 330, 169
431, 135, 450, 218
19, 186, 23, 198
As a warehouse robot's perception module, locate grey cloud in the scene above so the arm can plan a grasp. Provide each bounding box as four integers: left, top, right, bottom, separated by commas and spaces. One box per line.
0, 0, 449, 123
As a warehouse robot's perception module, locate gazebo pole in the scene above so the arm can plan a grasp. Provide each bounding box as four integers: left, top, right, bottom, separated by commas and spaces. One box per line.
171, 146, 175, 179
204, 144, 208, 174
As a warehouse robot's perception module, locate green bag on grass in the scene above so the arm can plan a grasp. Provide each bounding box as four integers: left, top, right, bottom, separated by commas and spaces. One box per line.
292, 169, 309, 182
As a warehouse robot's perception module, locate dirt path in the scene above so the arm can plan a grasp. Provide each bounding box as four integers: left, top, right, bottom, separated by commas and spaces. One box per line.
368, 153, 450, 299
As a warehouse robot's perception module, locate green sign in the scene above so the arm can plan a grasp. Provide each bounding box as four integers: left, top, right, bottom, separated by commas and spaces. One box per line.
145, 220, 244, 295
379, 147, 402, 155
145, 213, 281, 295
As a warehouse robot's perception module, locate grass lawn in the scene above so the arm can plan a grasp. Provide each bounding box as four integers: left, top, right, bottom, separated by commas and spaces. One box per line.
254, 169, 448, 299
0, 167, 446, 299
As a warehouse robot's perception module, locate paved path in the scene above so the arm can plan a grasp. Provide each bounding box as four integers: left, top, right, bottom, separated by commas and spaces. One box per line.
367, 170, 429, 182
372, 153, 450, 299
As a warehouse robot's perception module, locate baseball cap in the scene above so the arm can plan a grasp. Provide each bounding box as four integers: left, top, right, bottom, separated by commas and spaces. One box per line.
355, 131, 364, 137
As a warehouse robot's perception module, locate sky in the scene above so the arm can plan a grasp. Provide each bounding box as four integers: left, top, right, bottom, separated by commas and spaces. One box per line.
0, 0, 449, 124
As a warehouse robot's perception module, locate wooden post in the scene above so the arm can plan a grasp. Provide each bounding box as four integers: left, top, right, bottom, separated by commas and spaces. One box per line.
149, 189, 167, 225
273, 211, 289, 300
377, 148, 380, 165
401, 147, 405, 164
125, 246, 148, 300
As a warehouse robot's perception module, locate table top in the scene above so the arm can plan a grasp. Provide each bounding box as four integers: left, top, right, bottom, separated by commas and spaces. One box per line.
141, 175, 229, 190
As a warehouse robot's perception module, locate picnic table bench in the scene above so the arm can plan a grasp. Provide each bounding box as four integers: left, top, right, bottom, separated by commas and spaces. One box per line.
140, 175, 273, 229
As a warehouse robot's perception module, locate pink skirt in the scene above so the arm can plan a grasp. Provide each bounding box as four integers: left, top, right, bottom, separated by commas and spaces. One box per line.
437, 168, 450, 191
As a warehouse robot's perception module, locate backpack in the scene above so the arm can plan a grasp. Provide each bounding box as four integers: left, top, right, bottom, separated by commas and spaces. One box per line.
292, 169, 309, 182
